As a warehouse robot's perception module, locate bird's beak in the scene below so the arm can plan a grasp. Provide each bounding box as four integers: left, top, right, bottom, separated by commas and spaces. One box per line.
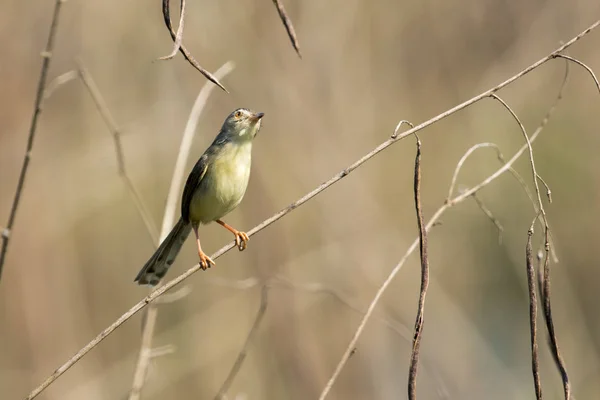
252, 112, 265, 121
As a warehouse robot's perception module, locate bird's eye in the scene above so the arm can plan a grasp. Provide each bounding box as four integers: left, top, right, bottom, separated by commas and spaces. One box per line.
234, 111, 243, 119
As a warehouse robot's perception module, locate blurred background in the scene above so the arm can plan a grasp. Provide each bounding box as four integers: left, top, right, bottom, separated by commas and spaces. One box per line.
1, 1, 600, 399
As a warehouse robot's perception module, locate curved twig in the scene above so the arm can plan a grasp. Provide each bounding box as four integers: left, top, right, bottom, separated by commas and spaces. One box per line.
161, 0, 228, 92
159, 0, 186, 60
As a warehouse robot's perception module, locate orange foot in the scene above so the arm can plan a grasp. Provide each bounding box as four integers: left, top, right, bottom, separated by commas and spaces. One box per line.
234, 231, 250, 251
198, 251, 216, 270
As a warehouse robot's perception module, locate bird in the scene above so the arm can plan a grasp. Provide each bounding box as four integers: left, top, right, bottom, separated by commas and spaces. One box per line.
134, 108, 264, 286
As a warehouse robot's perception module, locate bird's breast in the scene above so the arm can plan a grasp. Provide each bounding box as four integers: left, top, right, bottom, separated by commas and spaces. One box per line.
190, 142, 252, 224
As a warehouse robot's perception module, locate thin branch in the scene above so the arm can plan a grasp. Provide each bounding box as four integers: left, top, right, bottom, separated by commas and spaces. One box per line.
526, 224, 543, 399
214, 285, 269, 400
408, 136, 429, 400
153, 285, 192, 304
0, 0, 65, 281
447, 142, 500, 201
128, 62, 235, 400
471, 193, 504, 244
318, 77, 567, 399
391, 120, 415, 139
159, 0, 185, 60
271, 0, 302, 58
536, 174, 553, 203
25, 20, 597, 399
161, 0, 228, 92
77, 60, 160, 244
43, 70, 78, 100
553, 54, 600, 94
489, 94, 548, 223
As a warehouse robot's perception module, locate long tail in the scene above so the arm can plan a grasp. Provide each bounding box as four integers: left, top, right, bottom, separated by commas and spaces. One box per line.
134, 217, 192, 286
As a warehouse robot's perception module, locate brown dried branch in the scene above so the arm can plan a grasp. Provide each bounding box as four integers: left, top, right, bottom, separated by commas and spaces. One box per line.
161, 0, 228, 92
25, 20, 598, 399
159, 0, 186, 60
408, 136, 429, 400
553, 54, 600, 95
214, 285, 269, 400
77, 60, 160, 244
0, 0, 66, 281
526, 225, 543, 399
272, 0, 302, 58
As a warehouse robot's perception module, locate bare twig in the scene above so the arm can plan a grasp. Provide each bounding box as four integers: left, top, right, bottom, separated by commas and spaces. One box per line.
159, 0, 185, 60
153, 285, 192, 304
391, 120, 415, 139
215, 285, 269, 400
43, 70, 78, 100
77, 60, 160, 244
25, 21, 597, 399
536, 174, 553, 203
408, 136, 429, 400
161, 0, 228, 92
271, 0, 302, 58
553, 54, 600, 94
0, 0, 65, 281
447, 142, 500, 201
526, 225, 543, 399
128, 62, 235, 400
472, 193, 504, 243
489, 94, 548, 224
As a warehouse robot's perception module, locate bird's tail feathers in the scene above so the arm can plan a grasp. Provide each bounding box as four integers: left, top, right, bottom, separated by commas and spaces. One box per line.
134, 217, 192, 286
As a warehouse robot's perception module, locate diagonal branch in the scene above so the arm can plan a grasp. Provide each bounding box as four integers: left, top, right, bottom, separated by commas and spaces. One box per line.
271, 0, 302, 58
161, 0, 228, 92
24, 20, 599, 399
0, 0, 66, 281
77, 60, 160, 243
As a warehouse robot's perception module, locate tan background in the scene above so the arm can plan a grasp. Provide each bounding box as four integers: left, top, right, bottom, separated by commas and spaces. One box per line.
1, 1, 600, 399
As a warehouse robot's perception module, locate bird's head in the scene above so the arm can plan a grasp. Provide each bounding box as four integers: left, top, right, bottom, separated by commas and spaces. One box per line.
221, 108, 264, 142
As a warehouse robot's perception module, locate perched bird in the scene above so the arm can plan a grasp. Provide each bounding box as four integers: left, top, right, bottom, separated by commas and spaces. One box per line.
135, 108, 264, 286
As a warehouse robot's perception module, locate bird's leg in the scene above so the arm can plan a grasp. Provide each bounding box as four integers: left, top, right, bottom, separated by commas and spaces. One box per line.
216, 219, 249, 251
193, 224, 215, 270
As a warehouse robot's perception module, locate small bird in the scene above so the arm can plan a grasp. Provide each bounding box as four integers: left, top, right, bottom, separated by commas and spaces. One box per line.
135, 108, 264, 286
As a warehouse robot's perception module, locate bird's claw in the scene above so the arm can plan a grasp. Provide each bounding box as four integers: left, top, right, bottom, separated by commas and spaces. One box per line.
199, 252, 216, 270
235, 231, 249, 251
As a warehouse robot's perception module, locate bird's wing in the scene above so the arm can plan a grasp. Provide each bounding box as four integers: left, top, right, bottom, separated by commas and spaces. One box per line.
181, 153, 209, 223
